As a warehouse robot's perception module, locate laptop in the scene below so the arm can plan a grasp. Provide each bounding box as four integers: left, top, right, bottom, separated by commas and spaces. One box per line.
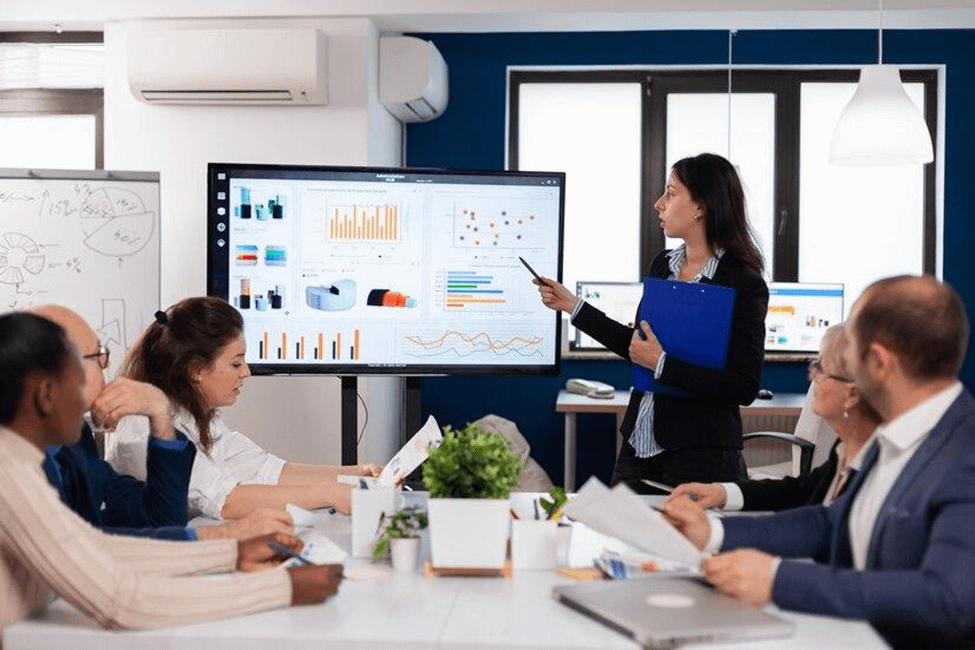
552, 578, 795, 649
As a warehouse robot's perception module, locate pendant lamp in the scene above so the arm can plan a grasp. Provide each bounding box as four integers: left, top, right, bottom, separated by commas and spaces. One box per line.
828, 0, 933, 165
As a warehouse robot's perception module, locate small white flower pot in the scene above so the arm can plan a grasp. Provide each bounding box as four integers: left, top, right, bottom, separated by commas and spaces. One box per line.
511, 520, 572, 570
427, 498, 511, 569
389, 536, 422, 572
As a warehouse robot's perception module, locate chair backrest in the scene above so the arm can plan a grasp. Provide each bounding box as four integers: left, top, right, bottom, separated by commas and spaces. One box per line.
790, 387, 838, 476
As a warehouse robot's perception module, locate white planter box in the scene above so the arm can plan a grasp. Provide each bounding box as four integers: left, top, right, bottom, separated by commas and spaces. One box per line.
427, 498, 510, 569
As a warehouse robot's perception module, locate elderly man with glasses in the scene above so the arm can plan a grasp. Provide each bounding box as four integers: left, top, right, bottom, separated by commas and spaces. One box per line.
31, 304, 292, 542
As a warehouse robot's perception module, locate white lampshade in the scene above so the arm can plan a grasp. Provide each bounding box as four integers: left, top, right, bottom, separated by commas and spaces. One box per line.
829, 64, 934, 166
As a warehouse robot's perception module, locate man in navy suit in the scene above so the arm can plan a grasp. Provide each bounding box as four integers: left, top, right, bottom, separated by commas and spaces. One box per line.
36, 305, 292, 541
665, 275, 975, 649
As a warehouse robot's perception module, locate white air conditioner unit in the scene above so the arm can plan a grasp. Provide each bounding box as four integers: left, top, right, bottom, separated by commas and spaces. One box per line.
128, 28, 327, 105
380, 36, 448, 123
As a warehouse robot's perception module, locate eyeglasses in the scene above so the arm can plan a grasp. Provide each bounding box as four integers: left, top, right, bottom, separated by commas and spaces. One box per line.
808, 358, 851, 383
82, 344, 110, 370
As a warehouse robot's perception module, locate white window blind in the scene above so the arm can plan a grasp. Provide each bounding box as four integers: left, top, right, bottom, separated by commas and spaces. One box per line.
0, 43, 104, 89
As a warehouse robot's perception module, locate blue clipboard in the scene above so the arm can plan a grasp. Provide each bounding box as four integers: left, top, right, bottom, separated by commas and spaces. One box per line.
633, 277, 736, 396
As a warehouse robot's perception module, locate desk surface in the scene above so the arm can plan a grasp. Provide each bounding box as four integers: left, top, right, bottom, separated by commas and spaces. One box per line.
555, 390, 806, 414
556, 389, 631, 414
7, 495, 885, 650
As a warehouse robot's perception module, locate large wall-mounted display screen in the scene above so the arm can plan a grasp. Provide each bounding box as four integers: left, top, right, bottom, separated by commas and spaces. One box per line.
207, 163, 565, 375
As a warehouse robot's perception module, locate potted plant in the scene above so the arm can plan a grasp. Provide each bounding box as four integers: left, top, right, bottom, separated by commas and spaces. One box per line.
373, 506, 428, 572
422, 422, 523, 569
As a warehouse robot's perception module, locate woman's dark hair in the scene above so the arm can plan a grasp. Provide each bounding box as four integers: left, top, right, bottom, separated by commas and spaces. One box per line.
122, 296, 244, 451
671, 153, 765, 274
0, 312, 74, 424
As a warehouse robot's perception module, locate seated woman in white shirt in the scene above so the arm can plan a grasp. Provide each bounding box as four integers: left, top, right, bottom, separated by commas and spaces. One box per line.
105, 296, 380, 519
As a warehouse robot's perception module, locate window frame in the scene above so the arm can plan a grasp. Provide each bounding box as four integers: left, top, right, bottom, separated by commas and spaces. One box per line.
0, 31, 105, 169
508, 68, 938, 281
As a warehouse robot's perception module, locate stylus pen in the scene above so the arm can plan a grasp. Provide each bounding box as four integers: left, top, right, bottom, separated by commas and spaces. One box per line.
641, 479, 675, 493
641, 479, 700, 502
518, 256, 551, 287
268, 542, 314, 566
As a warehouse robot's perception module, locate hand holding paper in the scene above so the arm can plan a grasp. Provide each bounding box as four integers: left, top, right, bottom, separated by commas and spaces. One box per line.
339, 415, 443, 489
563, 477, 704, 567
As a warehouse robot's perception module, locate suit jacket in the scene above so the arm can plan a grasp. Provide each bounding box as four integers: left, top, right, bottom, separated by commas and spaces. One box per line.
739, 442, 840, 511
44, 423, 196, 540
722, 389, 975, 650
573, 249, 768, 450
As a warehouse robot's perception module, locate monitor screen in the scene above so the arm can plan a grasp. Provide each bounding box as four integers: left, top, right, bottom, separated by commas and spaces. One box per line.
207, 163, 565, 375
765, 282, 844, 353
572, 281, 643, 351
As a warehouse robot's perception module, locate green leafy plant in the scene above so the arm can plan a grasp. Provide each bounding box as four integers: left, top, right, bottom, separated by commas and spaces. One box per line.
422, 423, 523, 499
539, 486, 567, 520
372, 506, 428, 559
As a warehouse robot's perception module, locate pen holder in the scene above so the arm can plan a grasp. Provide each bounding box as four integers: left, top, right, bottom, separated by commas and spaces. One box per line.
351, 487, 401, 558
511, 520, 571, 570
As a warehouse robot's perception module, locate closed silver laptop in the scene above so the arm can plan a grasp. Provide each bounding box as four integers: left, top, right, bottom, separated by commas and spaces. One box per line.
552, 578, 795, 649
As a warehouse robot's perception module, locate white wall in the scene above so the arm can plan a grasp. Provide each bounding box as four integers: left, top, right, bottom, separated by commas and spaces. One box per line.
105, 17, 404, 465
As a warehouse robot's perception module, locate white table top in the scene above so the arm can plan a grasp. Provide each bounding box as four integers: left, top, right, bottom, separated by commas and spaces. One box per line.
6, 494, 887, 650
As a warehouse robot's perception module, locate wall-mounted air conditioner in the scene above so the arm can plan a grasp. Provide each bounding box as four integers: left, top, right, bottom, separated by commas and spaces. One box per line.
128, 28, 328, 105
380, 36, 448, 123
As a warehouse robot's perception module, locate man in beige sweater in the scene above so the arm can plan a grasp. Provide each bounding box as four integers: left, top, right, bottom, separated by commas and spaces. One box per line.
0, 311, 342, 641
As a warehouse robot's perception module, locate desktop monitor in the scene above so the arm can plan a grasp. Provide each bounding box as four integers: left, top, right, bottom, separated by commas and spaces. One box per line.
572, 281, 644, 351
765, 282, 844, 353
207, 163, 565, 375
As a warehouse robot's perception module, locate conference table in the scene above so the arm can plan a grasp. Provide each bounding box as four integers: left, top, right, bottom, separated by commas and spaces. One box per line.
6, 495, 887, 650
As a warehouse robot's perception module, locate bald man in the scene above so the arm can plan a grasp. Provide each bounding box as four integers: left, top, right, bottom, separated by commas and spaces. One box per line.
34, 305, 291, 541
664, 275, 975, 650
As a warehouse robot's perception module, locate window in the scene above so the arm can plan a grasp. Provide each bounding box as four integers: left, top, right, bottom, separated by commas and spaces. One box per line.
509, 69, 937, 314
0, 33, 104, 170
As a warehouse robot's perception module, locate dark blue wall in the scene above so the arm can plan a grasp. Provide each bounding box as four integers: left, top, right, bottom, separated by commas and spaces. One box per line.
407, 29, 975, 487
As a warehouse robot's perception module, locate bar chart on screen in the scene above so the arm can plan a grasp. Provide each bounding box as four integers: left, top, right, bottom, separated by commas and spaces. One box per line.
255, 327, 362, 361
326, 202, 401, 243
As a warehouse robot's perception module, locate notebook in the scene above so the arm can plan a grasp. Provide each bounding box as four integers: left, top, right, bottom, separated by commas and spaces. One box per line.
552, 577, 794, 649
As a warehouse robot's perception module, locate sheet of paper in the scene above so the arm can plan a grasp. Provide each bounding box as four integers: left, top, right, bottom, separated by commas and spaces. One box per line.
563, 477, 704, 566
338, 414, 443, 488
284, 503, 347, 566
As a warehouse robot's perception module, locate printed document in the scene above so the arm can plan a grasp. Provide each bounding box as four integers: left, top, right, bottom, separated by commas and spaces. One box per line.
563, 477, 704, 567
339, 414, 443, 488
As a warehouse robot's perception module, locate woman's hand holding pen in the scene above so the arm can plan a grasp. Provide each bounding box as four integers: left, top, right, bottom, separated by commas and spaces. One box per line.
629, 320, 663, 369
666, 483, 727, 510
534, 277, 578, 313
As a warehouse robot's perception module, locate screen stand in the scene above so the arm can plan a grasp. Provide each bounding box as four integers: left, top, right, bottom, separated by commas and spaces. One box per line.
341, 376, 358, 465
402, 377, 423, 446
401, 377, 425, 489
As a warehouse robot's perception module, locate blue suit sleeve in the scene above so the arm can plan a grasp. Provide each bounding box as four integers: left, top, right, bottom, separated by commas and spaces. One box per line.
101, 430, 196, 529
101, 525, 194, 541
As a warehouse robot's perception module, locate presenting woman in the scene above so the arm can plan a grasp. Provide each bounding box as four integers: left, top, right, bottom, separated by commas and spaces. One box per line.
537, 153, 768, 493
106, 296, 380, 519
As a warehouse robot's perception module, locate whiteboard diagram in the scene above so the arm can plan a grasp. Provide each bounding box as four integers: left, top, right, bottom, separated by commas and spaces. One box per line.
0, 169, 160, 372
0, 232, 45, 285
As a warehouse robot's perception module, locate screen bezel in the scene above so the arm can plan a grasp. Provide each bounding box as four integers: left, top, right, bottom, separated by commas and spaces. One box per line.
207, 162, 565, 376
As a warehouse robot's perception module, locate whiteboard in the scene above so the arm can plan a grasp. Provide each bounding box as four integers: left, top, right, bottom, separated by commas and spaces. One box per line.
0, 169, 160, 373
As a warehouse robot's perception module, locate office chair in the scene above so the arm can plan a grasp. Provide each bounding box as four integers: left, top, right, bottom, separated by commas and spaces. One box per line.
743, 387, 837, 480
